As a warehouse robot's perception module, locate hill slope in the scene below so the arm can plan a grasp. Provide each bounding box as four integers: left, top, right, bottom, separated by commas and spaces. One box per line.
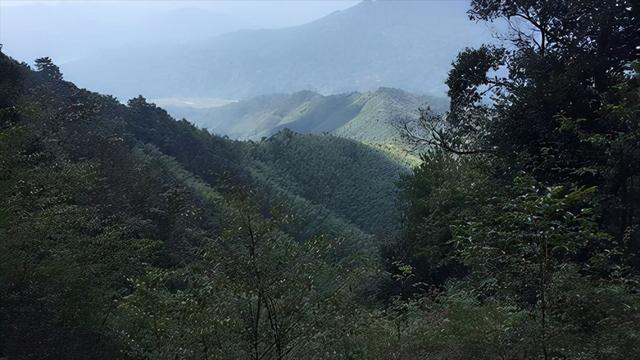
165, 87, 446, 147
62, 0, 492, 100
246, 129, 409, 236
1, 51, 389, 359
1, 53, 405, 243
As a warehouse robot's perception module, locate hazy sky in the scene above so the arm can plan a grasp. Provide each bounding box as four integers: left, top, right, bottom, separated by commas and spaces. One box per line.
0, 1, 359, 27
0, 0, 359, 62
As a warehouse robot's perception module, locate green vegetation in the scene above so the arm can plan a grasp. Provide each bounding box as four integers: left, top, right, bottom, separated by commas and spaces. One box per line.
166, 87, 445, 144
382, 0, 640, 357
166, 87, 439, 169
166, 90, 362, 139
1, 0, 639, 358
247, 129, 408, 236
0, 53, 378, 359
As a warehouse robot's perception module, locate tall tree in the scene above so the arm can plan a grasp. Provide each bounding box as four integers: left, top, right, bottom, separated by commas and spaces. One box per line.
403, 0, 640, 272
34, 57, 63, 81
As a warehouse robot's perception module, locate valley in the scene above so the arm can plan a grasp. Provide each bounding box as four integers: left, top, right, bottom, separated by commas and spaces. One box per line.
1, 1, 638, 359
163, 87, 446, 142
162, 87, 445, 166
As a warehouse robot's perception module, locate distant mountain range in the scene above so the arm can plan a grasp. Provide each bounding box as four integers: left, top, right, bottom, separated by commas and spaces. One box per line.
62, 0, 493, 100
163, 87, 446, 145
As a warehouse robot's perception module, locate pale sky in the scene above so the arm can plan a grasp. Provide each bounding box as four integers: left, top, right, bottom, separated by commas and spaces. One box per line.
0, 1, 359, 26
0, 0, 360, 62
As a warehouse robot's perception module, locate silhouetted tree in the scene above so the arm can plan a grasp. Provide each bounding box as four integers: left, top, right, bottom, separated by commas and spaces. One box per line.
34, 57, 62, 81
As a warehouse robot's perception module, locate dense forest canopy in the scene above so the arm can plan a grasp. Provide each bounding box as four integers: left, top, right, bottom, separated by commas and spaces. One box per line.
1, 0, 639, 359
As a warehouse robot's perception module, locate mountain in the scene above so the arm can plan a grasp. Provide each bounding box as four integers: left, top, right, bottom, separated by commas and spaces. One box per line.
1, 51, 388, 358
62, 0, 493, 100
0, 52, 403, 250
246, 129, 408, 236
1, 51, 406, 355
4, 0, 639, 356
164, 87, 447, 147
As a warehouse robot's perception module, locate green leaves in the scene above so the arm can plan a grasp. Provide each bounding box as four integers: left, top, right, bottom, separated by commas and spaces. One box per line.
111, 192, 372, 360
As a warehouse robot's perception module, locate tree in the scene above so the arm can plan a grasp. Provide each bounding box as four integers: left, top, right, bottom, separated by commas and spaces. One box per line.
390, 1, 640, 357
382, 149, 492, 291
34, 57, 62, 81
113, 191, 369, 360
401, 0, 640, 277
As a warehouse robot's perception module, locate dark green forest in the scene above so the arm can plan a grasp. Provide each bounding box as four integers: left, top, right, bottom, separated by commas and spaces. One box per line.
1, 0, 639, 359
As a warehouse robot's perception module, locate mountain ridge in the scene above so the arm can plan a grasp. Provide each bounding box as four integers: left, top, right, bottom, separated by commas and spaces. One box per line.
62, 0, 492, 100
163, 87, 447, 148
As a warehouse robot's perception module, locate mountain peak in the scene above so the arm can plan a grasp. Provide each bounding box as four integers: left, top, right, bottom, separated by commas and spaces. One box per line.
63, 0, 490, 100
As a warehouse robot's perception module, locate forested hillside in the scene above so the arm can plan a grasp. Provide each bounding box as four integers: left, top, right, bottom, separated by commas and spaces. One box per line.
165, 87, 442, 166
0, 50, 417, 358
1, 0, 639, 359
165, 90, 361, 139
246, 130, 408, 236
0, 52, 381, 359
164, 87, 445, 142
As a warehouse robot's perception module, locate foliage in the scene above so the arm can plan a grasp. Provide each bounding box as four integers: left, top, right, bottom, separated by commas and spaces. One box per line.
248, 130, 409, 237
0, 51, 376, 359
113, 194, 370, 360
387, 0, 640, 358
34, 57, 63, 81
1, 0, 639, 357
382, 149, 492, 289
